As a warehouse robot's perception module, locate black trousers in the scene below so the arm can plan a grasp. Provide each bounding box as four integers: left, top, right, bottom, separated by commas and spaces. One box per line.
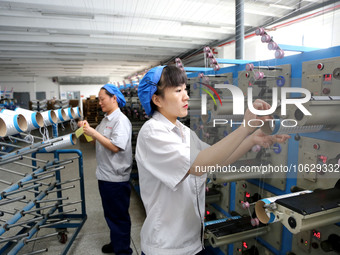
98, 180, 133, 255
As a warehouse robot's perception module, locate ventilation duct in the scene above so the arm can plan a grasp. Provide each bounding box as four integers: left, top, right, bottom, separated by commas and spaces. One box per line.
55, 76, 109, 85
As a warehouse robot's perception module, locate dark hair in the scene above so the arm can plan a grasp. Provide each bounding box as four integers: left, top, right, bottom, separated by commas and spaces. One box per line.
101, 87, 114, 97
151, 65, 187, 112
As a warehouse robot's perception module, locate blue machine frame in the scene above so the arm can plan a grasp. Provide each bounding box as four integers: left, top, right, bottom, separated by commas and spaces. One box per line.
0, 149, 87, 255
187, 45, 340, 255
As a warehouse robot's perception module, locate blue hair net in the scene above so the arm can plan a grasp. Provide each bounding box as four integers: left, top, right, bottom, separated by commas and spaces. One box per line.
138, 66, 166, 116
102, 84, 126, 107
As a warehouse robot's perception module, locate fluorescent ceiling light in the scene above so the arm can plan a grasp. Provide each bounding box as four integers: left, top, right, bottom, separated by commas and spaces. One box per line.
41, 12, 94, 19
269, 4, 295, 10
159, 36, 192, 42
54, 52, 87, 56
0, 31, 49, 36
181, 22, 221, 29
49, 32, 89, 37
62, 64, 84, 66
90, 34, 115, 39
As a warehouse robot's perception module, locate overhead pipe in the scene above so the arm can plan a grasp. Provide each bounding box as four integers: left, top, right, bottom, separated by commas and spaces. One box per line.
161, 1, 339, 66
218, 2, 340, 48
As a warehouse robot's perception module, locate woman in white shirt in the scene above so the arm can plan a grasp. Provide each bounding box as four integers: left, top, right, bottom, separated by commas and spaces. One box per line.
79, 84, 133, 255
135, 66, 289, 255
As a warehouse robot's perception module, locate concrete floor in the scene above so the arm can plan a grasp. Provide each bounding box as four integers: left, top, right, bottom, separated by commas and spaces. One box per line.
67, 141, 146, 255
0, 130, 146, 255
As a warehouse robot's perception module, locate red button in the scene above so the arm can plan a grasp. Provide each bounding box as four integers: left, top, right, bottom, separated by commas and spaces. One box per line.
317, 63, 324, 70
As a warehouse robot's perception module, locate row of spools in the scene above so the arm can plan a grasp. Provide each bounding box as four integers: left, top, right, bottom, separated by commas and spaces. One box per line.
0, 107, 82, 137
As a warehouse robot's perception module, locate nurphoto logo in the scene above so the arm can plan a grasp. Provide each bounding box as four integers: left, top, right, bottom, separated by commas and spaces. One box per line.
200, 84, 312, 128
201, 84, 311, 116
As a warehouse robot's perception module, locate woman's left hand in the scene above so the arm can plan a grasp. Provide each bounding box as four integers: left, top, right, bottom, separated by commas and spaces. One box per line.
83, 123, 97, 137
251, 129, 290, 148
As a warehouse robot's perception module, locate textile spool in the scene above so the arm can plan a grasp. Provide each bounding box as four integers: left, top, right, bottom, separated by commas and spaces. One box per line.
65, 107, 76, 120
40, 110, 58, 126
0, 113, 28, 137
255, 191, 312, 224
55, 108, 67, 123
41, 134, 77, 152
2, 108, 43, 131
72, 107, 82, 119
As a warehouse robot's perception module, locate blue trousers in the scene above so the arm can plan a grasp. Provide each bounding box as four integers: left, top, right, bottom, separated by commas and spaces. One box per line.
98, 180, 133, 255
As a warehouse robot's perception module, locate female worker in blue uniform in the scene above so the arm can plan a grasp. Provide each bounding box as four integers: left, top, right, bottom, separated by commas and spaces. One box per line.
135, 65, 289, 255
79, 84, 133, 255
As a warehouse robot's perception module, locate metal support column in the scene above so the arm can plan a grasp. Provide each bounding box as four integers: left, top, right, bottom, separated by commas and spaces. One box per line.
235, 0, 244, 60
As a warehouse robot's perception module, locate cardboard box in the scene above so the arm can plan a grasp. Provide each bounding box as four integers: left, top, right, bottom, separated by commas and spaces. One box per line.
69, 99, 79, 107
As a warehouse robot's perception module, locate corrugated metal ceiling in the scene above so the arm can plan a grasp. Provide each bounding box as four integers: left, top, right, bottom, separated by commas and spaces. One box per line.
0, 0, 338, 82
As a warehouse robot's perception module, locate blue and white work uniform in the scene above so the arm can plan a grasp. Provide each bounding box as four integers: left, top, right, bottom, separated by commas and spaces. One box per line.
96, 108, 133, 255
136, 111, 210, 255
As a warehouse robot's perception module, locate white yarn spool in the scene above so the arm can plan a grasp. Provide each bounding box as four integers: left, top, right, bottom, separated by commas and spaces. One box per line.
2, 109, 43, 132
65, 107, 76, 120
0, 113, 28, 137
40, 110, 58, 126
12, 108, 44, 131
255, 191, 312, 224
41, 134, 77, 152
55, 109, 67, 123
72, 107, 83, 119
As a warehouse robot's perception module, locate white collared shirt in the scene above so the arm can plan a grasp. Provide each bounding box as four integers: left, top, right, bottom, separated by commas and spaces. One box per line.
95, 108, 132, 182
135, 111, 210, 255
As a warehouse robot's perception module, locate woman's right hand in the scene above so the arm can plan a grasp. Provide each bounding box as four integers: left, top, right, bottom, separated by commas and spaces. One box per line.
243, 99, 272, 133
77, 121, 84, 127
77, 120, 89, 128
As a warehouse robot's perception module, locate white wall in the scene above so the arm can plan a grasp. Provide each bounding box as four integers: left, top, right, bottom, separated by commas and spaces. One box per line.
59, 84, 103, 99
0, 76, 59, 101
0, 76, 120, 101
